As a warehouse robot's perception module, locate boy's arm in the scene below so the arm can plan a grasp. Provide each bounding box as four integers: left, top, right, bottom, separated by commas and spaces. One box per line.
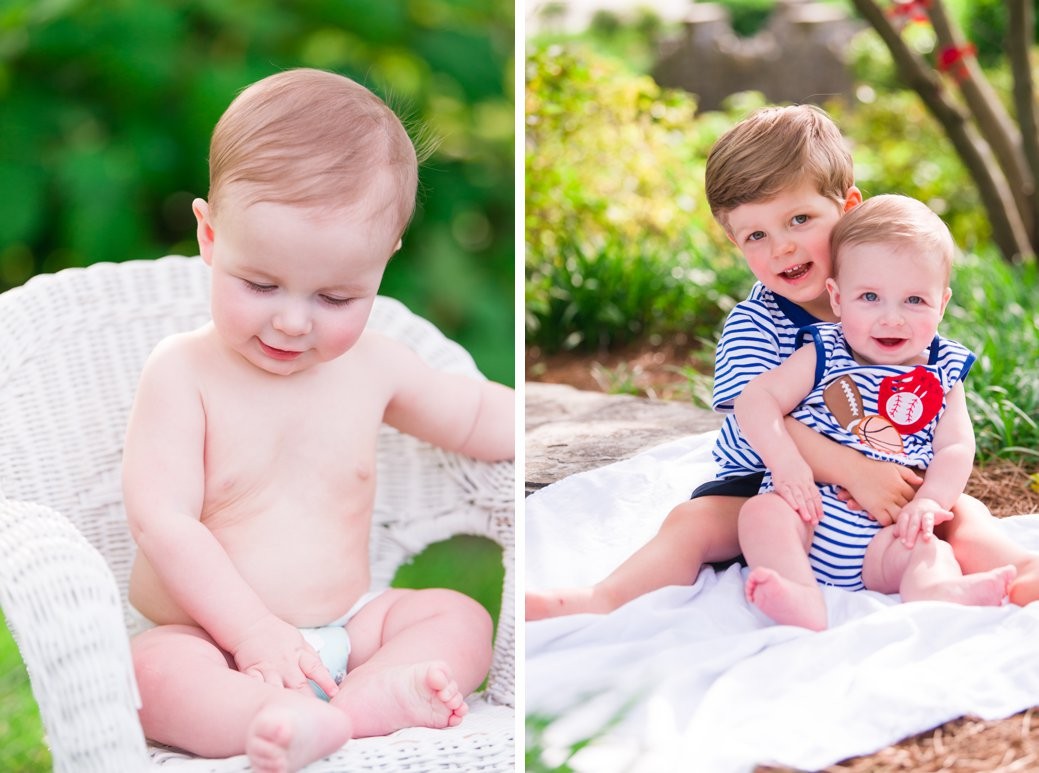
123, 341, 337, 696
381, 337, 515, 461
783, 418, 922, 526
734, 346, 823, 522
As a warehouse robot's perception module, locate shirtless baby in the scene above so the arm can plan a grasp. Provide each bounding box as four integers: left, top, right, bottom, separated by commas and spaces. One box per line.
124, 69, 514, 772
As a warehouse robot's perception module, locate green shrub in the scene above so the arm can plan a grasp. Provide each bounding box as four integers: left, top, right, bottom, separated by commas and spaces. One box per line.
525, 43, 750, 353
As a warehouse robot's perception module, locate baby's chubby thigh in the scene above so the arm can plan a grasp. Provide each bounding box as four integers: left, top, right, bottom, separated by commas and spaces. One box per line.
343, 587, 493, 687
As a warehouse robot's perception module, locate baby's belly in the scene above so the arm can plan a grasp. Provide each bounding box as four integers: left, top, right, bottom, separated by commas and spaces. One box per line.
131, 501, 373, 629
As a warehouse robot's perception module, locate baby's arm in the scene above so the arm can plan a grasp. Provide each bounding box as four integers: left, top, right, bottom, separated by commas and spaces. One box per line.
380, 337, 514, 461
734, 346, 822, 523
123, 338, 338, 696
894, 382, 974, 546
784, 418, 922, 526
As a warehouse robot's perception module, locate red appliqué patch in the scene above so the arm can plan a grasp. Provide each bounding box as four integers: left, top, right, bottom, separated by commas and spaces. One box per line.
878, 366, 944, 434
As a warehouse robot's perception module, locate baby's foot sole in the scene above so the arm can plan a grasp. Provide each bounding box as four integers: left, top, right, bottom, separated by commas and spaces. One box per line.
246, 698, 351, 773
746, 567, 827, 631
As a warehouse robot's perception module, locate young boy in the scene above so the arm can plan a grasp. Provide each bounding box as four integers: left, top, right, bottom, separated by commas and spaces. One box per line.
526, 104, 1039, 621
736, 194, 1016, 630
124, 69, 514, 772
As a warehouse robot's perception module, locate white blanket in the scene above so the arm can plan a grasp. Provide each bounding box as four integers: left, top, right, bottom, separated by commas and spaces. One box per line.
525, 431, 1039, 772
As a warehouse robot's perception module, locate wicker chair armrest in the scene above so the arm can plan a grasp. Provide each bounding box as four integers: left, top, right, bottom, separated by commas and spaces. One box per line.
0, 498, 149, 772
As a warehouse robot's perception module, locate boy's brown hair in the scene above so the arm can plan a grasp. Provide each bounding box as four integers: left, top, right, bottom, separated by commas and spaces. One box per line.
831, 194, 955, 283
705, 104, 854, 232
207, 68, 418, 237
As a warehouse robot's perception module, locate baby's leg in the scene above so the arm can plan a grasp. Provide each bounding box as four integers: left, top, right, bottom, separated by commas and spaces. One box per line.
526, 494, 744, 620
739, 493, 826, 630
333, 588, 493, 738
132, 624, 350, 771
863, 527, 1015, 606
936, 493, 1039, 605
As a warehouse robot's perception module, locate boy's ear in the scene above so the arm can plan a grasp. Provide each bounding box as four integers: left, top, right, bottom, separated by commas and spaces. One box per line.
842, 186, 863, 213
193, 198, 216, 266
939, 286, 952, 317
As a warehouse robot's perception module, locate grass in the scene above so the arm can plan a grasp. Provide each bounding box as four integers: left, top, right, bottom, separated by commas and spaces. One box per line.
0, 534, 503, 767
0, 612, 50, 772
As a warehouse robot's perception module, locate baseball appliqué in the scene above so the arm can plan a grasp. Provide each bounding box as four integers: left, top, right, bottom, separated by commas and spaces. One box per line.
879, 366, 944, 434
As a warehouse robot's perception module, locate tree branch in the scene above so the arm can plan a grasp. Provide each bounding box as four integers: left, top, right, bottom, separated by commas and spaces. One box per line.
1008, 0, 1039, 239
848, 0, 1033, 261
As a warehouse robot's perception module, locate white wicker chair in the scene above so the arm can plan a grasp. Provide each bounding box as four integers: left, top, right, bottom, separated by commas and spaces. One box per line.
0, 256, 515, 772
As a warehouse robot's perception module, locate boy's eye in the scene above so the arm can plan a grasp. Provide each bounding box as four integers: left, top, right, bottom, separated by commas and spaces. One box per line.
906, 295, 923, 305
747, 230, 765, 242
862, 291, 878, 302
791, 214, 808, 226
320, 295, 353, 307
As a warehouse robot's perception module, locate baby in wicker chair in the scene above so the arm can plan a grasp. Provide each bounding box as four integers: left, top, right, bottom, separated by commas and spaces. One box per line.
123, 69, 514, 772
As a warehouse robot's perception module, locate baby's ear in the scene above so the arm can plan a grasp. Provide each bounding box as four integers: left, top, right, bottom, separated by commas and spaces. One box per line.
394, 238, 402, 253
193, 199, 215, 265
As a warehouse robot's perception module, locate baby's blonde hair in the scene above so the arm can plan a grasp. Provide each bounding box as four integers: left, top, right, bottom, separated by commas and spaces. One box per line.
831, 194, 955, 283
207, 68, 418, 237
705, 104, 853, 231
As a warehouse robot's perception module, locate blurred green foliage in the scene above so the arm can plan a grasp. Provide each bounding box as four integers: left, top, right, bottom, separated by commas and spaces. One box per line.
0, 0, 514, 385
525, 43, 749, 354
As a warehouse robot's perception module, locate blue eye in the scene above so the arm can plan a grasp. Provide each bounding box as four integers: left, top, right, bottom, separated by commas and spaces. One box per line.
907, 296, 923, 305
792, 214, 808, 225
747, 231, 765, 242
862, 291, 878, 302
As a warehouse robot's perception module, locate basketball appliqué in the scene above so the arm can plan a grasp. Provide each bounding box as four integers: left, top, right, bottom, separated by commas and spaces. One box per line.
879, 366, 944, 434
852, 414, 905, 455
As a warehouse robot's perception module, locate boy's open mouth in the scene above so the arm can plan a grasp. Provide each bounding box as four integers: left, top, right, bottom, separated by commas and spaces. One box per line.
779, 263, 810, 280
874, 337, 905, 348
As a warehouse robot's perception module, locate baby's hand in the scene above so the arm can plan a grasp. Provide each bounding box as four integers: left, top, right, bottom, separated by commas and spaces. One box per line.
771, 458, 823, 524
229, 614, 339, 698
894, 498, 954, 548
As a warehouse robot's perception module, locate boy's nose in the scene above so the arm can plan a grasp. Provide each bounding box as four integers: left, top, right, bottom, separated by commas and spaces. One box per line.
272, 301, 313, 336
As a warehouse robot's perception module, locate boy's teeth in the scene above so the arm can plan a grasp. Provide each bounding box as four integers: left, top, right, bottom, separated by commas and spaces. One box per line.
781, 264, 809, 279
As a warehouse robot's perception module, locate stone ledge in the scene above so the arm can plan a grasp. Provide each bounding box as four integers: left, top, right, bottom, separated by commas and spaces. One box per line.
525, 382, 723, 495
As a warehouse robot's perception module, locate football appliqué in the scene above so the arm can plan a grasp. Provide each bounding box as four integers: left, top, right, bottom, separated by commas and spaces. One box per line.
879, 366, 944, 434
823, 375, 864, 430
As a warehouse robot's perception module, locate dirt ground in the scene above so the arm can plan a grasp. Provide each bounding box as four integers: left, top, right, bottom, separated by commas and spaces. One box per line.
527, 343, 1039, 772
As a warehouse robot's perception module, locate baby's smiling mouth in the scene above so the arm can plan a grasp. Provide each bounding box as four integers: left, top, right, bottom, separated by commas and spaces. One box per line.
779, 263, 811, 280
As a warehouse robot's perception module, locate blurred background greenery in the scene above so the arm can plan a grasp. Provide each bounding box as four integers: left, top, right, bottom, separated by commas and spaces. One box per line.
1, 1, 513, 769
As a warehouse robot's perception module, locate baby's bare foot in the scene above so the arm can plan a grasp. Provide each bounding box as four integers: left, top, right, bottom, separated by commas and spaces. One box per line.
246, 697, 351, 773
745, 567, 827, 631
335, 661, 469, 738
1009, 557, 1039, 606
927, 564, 1016, 607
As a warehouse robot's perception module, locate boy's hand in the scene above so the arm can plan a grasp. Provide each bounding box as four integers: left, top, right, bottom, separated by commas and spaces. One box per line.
893, 497, 954, 548
771, 458, 824, 524
229, 614, 339, 698
836, 457, 922, 526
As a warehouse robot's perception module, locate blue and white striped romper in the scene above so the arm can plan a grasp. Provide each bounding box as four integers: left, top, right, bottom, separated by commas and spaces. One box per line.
762, 323, 975, 590
710, 283, 824, 480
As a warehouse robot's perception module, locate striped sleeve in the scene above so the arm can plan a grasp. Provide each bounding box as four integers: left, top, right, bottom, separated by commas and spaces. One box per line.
713, 296, 782, 413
